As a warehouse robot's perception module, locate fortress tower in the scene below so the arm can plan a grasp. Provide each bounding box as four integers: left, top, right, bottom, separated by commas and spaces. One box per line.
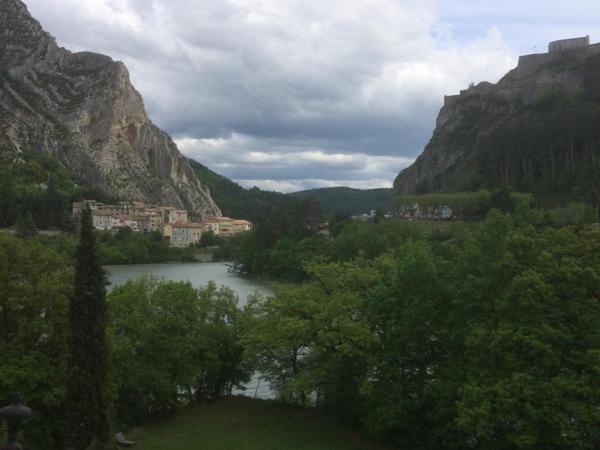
548, 35, 590, 53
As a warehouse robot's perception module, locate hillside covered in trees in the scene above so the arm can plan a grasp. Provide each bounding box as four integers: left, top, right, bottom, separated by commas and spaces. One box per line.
188, 158, 303, 220
395, 42, 600, 213
3, 200, 599, 449
0, 149, 105, 229
289, 187, 394, 216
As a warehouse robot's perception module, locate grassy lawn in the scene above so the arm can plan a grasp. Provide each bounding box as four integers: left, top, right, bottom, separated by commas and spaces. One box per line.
131, 397, 377, 450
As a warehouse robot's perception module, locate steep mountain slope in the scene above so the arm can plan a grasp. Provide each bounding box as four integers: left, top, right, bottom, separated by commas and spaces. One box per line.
394, 40, 600, 206
0, 0, 220, 217
188, 158, 298, 220
289, 187, 394, 216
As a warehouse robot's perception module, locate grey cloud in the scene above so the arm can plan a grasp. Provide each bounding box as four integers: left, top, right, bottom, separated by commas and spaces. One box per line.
24, 0, 529, 189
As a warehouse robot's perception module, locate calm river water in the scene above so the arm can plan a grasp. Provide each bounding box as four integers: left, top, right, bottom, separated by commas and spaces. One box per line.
105, 262, 275, 399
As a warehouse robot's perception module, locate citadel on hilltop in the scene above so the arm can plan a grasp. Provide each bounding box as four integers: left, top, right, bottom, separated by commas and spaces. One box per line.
548, 35, 589, 52
443, 35, 598, 108
73, 200, 252, 247
395, 34, 600, 198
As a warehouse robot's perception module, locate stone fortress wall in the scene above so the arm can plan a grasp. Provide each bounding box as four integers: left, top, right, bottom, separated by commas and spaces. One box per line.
443, 36, 599, 108
549, 35, 590, 53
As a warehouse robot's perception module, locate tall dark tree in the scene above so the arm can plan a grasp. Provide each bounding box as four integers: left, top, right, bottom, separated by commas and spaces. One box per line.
15, 212, 37, 238
301, 196, 322, 228
65, 206, 109, 449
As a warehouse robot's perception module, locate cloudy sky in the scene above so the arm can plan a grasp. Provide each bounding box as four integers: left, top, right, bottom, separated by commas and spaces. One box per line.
25, 0, 600, 192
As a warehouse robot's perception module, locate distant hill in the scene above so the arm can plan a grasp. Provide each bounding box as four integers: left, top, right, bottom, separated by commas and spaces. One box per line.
395, 38, 600, 209
188, 159, 299, 220
289, 187, 394, 216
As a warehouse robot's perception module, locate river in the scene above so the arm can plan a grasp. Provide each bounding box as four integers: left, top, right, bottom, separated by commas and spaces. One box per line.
104, 262, 275, 399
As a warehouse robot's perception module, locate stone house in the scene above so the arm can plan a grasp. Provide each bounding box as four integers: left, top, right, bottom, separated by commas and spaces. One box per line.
164, 222, 204, 248
161, 207, 188, 224
91, 210, 112, 230
201, 216, 252, 237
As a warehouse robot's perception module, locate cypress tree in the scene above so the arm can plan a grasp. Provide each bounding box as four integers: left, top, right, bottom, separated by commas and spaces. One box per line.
15, 212, 37, 238
65, 206, 109, 449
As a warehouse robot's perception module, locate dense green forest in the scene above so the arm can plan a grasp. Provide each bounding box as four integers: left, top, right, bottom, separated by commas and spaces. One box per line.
27, 230, 201, 265
401, 54, 600, 217
0, 149, 105, 229
289, 187, 394, 216
217, 191, 596, 282
2, 198, 599, 449
475, 90, 600, 207
415, 92, 600, 214
188, 158, 300, 220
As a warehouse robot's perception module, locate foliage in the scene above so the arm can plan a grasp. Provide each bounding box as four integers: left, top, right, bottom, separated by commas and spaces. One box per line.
243, 257, 386, 419
289, 187, 394, 216
226, 209, 473, 280
474, 91, 600, 209
1, 192, 599, 449
199, 229, 221, 247
191, 156, 393, 218
188, 158, 299, 221
108, 277, 251, 426
15, 212, 38, 238
328, 212, 352, 238
194, 282, 251, 400
0, 234, 71, 449
413, 61, 600, 215
217, 195, 331, 280
97, 228, 197, 264
65, 207, 109, 448
0, 149, 103, 229
241, 209, 600, 449
454, 220, 600, 449
362, 240, 453, 447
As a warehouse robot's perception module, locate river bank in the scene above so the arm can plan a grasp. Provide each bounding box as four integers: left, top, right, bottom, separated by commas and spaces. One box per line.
105, 261, 275, 399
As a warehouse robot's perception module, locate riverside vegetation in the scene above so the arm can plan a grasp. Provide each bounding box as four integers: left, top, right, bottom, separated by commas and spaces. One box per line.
1, 194, 599, 449
2, 4, 598, 447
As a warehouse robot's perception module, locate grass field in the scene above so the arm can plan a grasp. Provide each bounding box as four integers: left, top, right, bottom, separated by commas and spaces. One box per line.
131, 397, 381, 450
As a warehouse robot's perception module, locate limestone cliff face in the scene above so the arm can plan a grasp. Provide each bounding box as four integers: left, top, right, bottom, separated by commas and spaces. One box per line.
394, 42, 600, 194
0, 0, 221, 217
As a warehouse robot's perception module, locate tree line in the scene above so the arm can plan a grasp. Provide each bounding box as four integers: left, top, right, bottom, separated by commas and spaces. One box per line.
243, 209, 600, 449
0, 149, 105, 230
1, 201, 599, 448
476, 92, 600, 208
217, 190, 596, 283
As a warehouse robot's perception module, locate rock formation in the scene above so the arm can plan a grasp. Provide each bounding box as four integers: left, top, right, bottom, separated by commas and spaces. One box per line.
0, 0, 221, 217
394, 38, 600, 195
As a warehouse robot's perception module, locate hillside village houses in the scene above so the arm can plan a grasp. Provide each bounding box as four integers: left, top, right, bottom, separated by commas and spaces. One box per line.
164, 217, 253, 247
72, 200, 252, 246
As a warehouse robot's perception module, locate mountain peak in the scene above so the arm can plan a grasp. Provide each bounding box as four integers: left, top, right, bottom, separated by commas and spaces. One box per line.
0, 0, 57, 68
0, 0, 221, 217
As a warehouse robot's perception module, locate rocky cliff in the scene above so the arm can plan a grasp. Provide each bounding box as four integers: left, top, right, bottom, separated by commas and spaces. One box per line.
394, 40, 600, 200
0, 0, 221, 217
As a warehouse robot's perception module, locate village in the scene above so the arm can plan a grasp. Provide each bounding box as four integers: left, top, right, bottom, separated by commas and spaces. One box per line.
72, 200, 252, 247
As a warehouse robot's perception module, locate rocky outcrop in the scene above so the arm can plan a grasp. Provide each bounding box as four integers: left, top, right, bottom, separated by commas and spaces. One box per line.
394, 41, 600, 194
0, 0, 221, 217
